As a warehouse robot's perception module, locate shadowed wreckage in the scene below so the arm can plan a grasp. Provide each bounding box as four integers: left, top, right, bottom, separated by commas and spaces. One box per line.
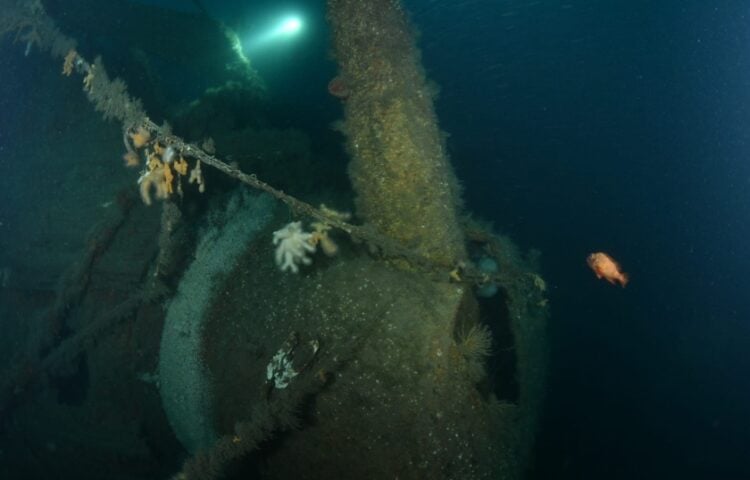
0, 0, 548, 478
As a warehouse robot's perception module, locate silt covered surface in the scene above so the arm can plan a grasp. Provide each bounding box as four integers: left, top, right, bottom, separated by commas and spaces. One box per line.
200, 213, 531, 478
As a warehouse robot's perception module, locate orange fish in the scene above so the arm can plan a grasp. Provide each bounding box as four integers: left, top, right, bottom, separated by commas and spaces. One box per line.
587, 252, 629, 287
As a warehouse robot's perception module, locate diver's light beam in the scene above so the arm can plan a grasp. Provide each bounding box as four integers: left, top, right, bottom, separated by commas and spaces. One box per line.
243, 15, 304, 53
279, 18, 302, 35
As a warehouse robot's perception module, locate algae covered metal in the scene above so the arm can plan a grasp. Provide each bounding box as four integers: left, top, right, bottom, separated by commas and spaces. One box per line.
0, 1, 548, 478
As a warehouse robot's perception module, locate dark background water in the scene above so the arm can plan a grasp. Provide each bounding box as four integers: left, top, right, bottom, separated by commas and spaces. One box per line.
403, 1, 750, 478
149, 0, 750, 477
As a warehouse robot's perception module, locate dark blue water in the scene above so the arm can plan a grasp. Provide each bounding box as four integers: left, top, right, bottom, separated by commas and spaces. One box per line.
405, 1, 750, 478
